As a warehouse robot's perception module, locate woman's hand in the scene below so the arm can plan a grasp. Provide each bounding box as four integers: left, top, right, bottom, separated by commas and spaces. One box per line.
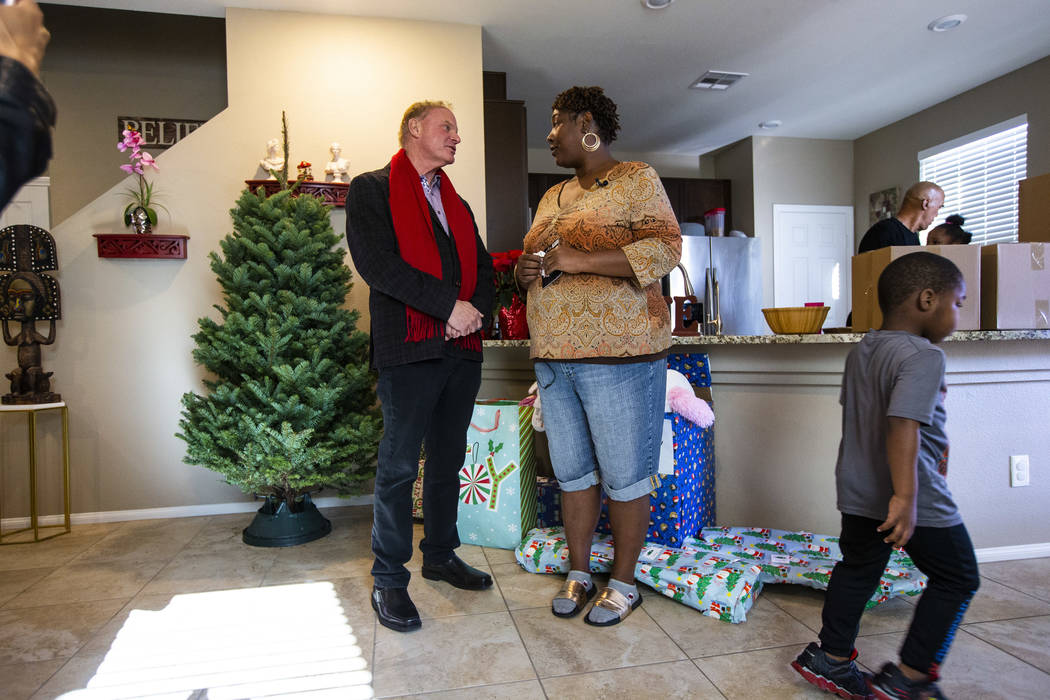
542, 244, 587, 275
515, 253, 544, 288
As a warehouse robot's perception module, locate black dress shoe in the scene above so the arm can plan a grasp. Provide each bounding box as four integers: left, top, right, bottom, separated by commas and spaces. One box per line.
421, 553, 493, 590
371, 586, 421, 632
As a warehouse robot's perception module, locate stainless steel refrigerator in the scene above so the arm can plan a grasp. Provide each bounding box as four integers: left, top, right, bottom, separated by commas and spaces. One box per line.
667, 224, 765, 336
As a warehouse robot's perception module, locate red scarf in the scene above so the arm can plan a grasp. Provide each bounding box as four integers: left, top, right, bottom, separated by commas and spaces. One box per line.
389, 149, 480, 351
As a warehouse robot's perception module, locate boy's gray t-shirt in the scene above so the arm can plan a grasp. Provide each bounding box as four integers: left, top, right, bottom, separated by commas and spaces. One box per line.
836, 330, 962, 527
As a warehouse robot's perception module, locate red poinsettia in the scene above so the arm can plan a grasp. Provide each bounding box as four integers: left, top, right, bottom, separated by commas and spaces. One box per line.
491, 249, 523, 312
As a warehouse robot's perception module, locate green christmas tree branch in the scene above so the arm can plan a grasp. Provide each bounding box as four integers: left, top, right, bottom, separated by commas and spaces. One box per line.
179, 151, 380, 510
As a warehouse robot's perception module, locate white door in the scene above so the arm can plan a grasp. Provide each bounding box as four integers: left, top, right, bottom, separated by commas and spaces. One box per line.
0, 176, 51, 229
773, 204, 854, 328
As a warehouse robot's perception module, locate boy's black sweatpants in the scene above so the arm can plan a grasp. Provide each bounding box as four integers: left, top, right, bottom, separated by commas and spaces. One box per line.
819, 513, 980, 680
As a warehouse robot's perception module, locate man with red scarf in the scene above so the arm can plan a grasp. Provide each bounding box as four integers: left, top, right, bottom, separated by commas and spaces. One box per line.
346, 101, 493, 632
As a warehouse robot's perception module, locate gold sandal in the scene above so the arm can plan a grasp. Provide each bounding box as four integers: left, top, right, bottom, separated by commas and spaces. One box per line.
551, 578, 596, 618
584, 586, 643, 627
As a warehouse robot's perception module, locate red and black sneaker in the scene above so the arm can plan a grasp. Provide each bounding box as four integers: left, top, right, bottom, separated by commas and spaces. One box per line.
792, 642, 874, 700
869, 662, 948, 700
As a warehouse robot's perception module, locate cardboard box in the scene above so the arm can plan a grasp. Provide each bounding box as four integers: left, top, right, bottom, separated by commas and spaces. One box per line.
980, 243, 1050, 329
851, 245, 981, 331
1019, 173, 1050, 243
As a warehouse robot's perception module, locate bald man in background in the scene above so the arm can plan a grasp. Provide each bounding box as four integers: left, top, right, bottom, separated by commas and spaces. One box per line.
858, 181, 944, 253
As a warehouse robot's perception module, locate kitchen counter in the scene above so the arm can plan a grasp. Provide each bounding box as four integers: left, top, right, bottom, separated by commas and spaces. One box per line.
484, 328, 1050, 348
480, 330, 1050, 553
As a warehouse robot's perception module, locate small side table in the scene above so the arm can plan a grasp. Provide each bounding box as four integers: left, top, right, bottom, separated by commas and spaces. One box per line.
0, 402, 71, 544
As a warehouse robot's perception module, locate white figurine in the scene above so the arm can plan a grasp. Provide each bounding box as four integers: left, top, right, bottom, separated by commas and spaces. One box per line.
324, 142, 350, 183
259, 137, 284, 178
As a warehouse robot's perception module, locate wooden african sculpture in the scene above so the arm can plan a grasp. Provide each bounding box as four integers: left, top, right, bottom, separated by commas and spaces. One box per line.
0, 224, 61, 405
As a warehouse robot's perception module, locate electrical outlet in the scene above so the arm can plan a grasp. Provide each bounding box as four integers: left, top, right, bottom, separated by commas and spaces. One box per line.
1010, 454, 1030, 487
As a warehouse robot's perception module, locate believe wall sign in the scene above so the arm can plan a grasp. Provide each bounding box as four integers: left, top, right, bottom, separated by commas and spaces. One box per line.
117, 116, 206, 149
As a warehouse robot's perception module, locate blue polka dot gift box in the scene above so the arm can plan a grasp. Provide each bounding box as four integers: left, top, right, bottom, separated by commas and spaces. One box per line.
666, 352, 712, 389
456, 399, 538, 549
597, 410, 715, 547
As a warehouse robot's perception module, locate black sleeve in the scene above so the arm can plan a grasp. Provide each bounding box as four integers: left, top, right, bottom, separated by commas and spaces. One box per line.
345, 171, 460, 322
0, 57, 56, 211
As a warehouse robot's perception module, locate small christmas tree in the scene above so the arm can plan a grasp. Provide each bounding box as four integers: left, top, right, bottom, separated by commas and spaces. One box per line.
178, 115, 380, 524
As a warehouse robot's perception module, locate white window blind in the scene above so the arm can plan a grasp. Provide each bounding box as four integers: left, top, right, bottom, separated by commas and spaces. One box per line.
919, 116, 1027, 245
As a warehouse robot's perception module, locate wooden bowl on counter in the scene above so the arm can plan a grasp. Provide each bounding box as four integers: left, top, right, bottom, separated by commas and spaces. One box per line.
762, 306, 830, 334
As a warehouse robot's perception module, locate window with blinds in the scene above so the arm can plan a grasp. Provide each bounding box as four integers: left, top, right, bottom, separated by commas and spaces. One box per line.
918, 115, 1027, 245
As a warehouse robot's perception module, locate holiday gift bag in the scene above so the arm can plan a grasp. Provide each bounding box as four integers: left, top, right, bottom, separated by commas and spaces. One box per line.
456, 399, 538, 548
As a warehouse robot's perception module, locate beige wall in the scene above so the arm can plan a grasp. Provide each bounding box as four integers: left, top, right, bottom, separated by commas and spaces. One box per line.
711, 137, 754, 238
714, 136, 853, 307
854, 55, 1050, 243
39, 5, 228, 224
0, 9, 484, 518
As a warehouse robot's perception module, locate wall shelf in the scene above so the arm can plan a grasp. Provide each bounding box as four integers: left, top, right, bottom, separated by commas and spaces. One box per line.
244, 179, 348, 207
93, 233, 190, 259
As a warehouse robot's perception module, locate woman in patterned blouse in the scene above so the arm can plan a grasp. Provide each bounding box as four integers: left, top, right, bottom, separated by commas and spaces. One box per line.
515, 86, 681, 626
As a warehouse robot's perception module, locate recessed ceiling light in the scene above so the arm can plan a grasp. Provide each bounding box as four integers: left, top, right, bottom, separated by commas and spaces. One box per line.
758, 120, 782, 129
928, 14, 967, 32
641, 0, 675, 9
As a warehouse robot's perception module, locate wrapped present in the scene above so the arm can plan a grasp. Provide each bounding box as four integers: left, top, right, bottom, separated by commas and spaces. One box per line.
411, 459, 424, 520
515, 526, 763, 623
697, 526, 928, 607
597, 410, 715, 547
515, 525, 928, 623
456, 399, 538, 549
666, 352, 712, 390
536, 476, 562, 528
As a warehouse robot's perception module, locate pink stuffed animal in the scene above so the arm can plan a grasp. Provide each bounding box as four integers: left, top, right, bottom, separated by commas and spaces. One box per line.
666, 370, 714, 428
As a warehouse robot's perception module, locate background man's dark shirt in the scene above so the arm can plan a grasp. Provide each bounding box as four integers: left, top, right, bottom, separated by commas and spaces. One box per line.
858, 217, 918, 253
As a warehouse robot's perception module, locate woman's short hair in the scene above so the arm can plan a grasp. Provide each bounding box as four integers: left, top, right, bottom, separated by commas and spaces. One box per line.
398, 100, 453, 147
877, 251, 963, 314
930, 214, 973, 244
552, 86, 621, 143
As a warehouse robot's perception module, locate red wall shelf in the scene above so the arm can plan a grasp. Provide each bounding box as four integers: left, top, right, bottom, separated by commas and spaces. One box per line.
93, 233, 190, 259
244, 179, 348, 207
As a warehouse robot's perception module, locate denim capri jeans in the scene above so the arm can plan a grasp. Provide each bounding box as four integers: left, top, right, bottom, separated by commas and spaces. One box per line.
534, 358, 665, 501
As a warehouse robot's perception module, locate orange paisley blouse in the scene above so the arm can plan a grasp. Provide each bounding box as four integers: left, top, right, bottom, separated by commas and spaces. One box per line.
522, 161, 682, 360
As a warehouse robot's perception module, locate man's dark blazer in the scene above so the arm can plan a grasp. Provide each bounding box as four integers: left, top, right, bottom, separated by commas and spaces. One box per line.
346, 164, 493, 369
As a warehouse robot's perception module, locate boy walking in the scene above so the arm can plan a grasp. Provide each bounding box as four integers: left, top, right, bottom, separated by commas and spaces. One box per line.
792, 252, 980, 700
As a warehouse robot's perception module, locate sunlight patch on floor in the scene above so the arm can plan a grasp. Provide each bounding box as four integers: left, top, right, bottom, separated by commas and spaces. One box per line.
58, 582, 373, 699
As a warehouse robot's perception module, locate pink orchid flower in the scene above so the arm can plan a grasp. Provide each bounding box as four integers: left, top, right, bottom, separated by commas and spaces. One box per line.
118, 129, 144, 152
120, 162, 144, 175
138, 151, 160, 171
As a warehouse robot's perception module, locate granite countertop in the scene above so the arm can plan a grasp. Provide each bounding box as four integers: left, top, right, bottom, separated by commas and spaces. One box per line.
483, 329, 1050, 348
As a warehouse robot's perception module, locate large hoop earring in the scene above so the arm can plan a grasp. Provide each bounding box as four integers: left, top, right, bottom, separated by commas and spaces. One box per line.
581, 132, 601, 152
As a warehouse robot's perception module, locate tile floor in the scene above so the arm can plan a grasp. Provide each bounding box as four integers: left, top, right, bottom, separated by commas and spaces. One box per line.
2, 507, 1049, 699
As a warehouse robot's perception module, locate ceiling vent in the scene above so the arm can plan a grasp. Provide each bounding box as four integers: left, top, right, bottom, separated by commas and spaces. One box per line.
689, 70, 749, 91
